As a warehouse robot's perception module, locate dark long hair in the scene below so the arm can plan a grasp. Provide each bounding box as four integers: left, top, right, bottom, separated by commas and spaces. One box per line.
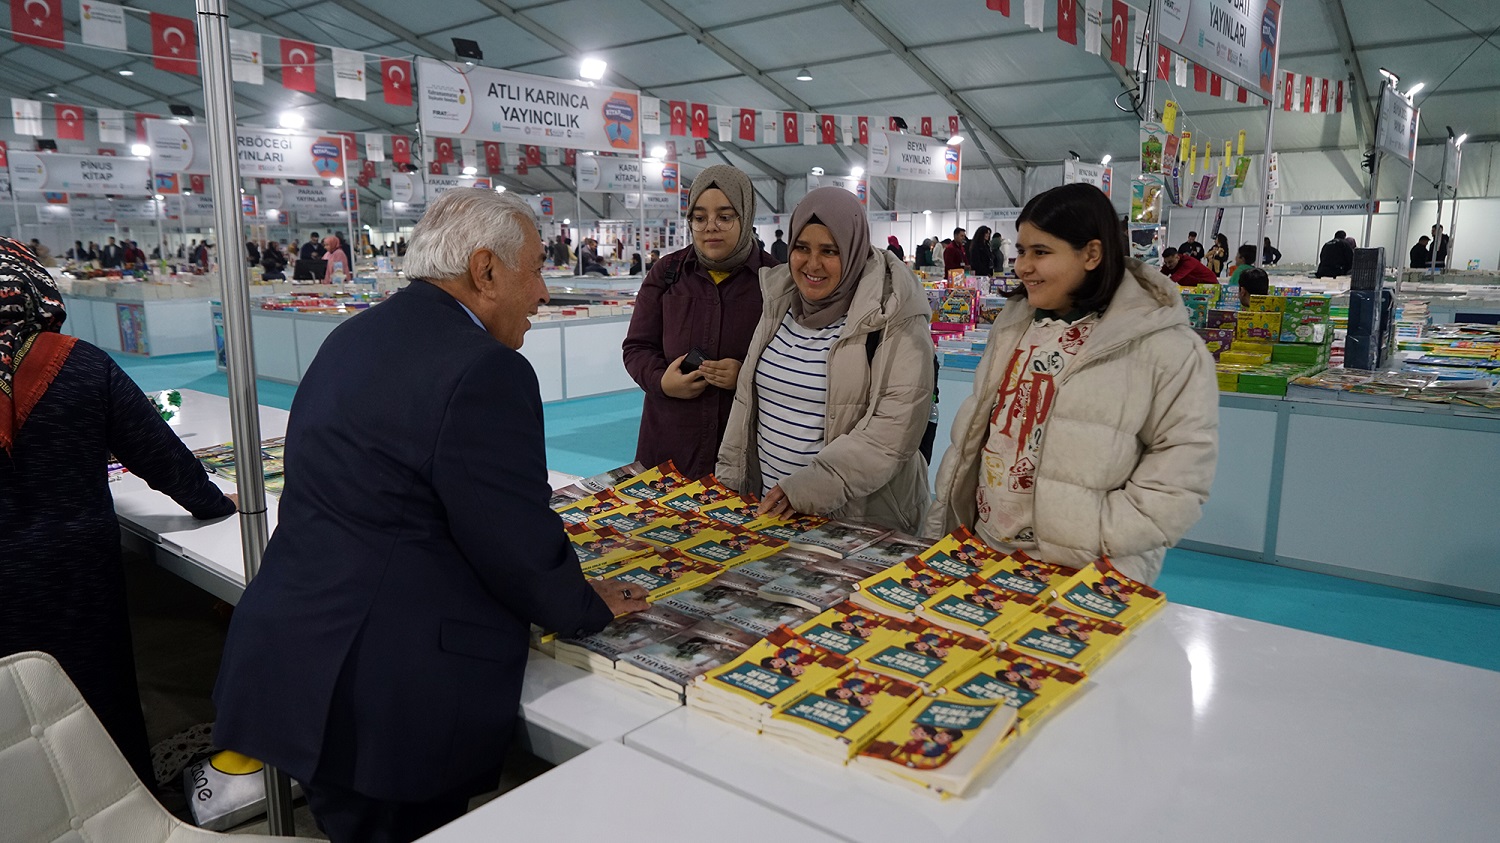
1012, 183, 1126, 314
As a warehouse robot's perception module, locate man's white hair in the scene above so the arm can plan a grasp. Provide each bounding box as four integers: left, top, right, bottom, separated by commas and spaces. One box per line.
403, 188, 538, 280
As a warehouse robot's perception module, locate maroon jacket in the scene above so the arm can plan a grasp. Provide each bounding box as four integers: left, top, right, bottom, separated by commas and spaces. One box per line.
942, 241, 968, 271
623, 245, 776, 480
1168, 254, 1219, 286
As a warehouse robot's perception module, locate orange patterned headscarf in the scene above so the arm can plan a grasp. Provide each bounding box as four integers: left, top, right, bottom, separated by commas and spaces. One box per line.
0, 237, 75, 453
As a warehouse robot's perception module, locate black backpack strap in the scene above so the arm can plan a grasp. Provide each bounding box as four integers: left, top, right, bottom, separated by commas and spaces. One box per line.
864, 329, 882, 362
661, 252, 686, 292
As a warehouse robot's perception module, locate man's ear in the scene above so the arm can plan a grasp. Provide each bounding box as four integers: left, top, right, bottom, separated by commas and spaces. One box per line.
468, 248, 496, 294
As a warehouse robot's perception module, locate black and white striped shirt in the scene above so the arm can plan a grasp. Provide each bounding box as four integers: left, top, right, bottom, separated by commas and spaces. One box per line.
754, 312, 846, 494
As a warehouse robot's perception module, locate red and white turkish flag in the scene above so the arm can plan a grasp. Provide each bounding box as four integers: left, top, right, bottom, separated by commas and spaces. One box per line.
694, 139, 706, 159
189, 174, 206, 193
857, 116, 869, 145
0, 141, 8, 169
1057, 0, 1077, 45
1109, 2, 1128, 66
887, 116, 901, 132
428, 161, 444, 175
923, 116, 937, 137
97, 148, 116, 156
985, 0, 1010, 13
664, 141, 677, 161
525, 145, 541, 166
563, 148, 576, 167
949, 115, 960, 136
11, 0, 64, 48
435, 137, 455, 164
1156, 46, 1171, 81
1335, 80, 1345, 113
738, 108, 757, 142
516, 161, 528, 176
1303, 75, 1314, 112
381, 58, 412, 106
53, 104, 84, 141
335, 132, 358, 163
1319, 78, 1330, 113
782, 112, 799, 144
484, 142, 502, 173
280, 38, 317, 93
1237, 87, 1249, 104
134, 113, 157, 143
1210, 74, 1222, 97
819, 115, 836, 144
151, 13, 197, 75
668, 101, 687, 136
392, 135, 411, 165
361, 159, 376, 181
1193, 64, 1208, 93
690, 103, 709, 139
1283, 73, 1295, 111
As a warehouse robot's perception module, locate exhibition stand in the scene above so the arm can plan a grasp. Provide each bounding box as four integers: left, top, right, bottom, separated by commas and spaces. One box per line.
61, 282, 217, 356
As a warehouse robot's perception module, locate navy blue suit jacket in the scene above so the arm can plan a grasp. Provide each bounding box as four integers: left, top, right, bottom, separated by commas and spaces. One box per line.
213, 279, 611, 800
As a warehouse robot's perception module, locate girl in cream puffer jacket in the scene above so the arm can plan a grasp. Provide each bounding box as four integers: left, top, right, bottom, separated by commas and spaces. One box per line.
925, 255, 1219, 585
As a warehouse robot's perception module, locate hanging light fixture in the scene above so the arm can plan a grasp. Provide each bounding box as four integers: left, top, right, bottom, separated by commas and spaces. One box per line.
795, 67, 813, 81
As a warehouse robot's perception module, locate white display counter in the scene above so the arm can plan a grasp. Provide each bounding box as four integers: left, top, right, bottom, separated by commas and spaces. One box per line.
62, 291, 216, 356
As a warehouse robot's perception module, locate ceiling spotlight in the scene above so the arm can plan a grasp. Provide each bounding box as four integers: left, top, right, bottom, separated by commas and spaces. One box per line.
452, 38, 483, 63
580, 57, 607, 80
278, 111, 304, 129
946, 135, 964, 146
1378, 67, 1399, 84
265, 208, 280, 219
1068, 150, 1081, 160
795, 67, 813, 82
1100, 154, 1112, 166
922, 209, 932, 216
462, 165, 478, 176
1455, 133, 1468, 149
45, 92, 57, 98
118, 69, 134, 77
562, 218, 571, 225
495, 185, 506, 193
329, 177, 343, 187
153, 193, 164, 201
650, 145, 667, 158
810, 166, 825, 176
1404, 82, 1424, 98
850, 166, 864, 178
131, 143, 151, 157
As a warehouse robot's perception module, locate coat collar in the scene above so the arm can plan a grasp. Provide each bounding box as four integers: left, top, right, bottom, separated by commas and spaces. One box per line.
994, 258, 1187, 358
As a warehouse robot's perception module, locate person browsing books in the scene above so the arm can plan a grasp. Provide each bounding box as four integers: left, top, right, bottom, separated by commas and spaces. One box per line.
213, 189, 647, 843
926, 184, 1219, 585
1160, 247, 1219, 286
716, 187, 935, 534
623, 165, 776, 478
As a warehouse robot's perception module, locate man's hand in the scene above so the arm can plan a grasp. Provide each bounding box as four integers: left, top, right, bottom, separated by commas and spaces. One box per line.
662, 353, 708, 399
591, 578, 652, 617
698, 358, 742, 391
758, 484, 795, 519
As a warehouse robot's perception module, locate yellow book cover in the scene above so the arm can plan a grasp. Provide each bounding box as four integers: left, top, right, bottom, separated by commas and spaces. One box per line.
1049, 558, 1167, 627
943, 647, 1088, 732
765, 670, 924, 761
671, 524, 786, 568
654, 475, 737, 515
850, 558, 963, 618
977, 551, 1079, 599
917, 574, 1044, 642
612, 462, 690, 502
914, 527, 1011, 580
555, 489, 627, 526
1006, 605, 1130, 671
858, 619, 992, 690
584, 500, 668, 535
592, 548, 723, 601
697, 494, 763, 527
746, 511, 830, 543
855, 695, 1020, 798
699, 627, 853, 713
629, 511, 722, 548
794, 601, 910, 662
568, 526, 656, 573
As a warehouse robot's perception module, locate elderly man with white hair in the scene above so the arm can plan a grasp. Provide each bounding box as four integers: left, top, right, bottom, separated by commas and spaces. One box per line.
213, 189, 647, 843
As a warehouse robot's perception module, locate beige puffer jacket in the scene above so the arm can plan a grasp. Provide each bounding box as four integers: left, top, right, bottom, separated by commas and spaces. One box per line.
717, 248, 935, 534
924, 259, 1219, 584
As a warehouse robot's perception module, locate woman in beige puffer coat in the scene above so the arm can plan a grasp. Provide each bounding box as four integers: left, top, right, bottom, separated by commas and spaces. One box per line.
926, 184, 1218, 584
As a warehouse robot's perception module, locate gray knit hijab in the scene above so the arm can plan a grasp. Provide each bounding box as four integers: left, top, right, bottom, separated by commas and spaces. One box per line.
788, 187, 872, 330
688, 164, 756, 272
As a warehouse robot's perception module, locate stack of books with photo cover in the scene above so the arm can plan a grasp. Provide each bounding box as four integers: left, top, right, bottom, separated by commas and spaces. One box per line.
790, 519, 892, 558
756, 554, 890, 611
854, 693, 1020, 799
654, 571, 766, 620
792, 601, 911, 662
854, 618, 992, 691
942, 647, 1089, 734
653, 475, 738, 515
1003, 604, 1130, 672
697, 494, 763, 527
915, 572, 1043, 642
687, 627, 852, 732
612, 462, 690, 502
670, 522, 786, 568
553, 606, 697, 673
567, 525, 656, 573
762, 669, 923, 763
744, 510, 830, 543
550, 461, 648, 505
553, 489, 629, 526
730, 548, 829, 586
589, 548, 723, 601
613, 619, 764, 702
1048, 558, 1167, 626
713, 597, 818, 638
844, 532, 935, 568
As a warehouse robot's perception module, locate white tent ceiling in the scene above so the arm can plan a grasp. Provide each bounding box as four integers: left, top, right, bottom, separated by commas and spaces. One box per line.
1, 0, 1497, 215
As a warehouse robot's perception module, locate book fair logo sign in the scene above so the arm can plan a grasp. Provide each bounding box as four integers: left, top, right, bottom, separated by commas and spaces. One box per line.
310, 138, 342, 179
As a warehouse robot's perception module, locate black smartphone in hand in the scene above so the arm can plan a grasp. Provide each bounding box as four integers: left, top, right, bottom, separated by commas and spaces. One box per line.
680, 347, 706, 373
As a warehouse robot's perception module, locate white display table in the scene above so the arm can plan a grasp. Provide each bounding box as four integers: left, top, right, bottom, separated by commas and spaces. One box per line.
111, 390, 676, 764
62, 289, 216, 356
624, 604, 1500, 843
418, 742, 838, 842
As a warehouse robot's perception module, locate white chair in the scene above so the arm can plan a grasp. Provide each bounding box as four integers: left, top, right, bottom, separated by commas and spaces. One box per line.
0, 650, 312, 842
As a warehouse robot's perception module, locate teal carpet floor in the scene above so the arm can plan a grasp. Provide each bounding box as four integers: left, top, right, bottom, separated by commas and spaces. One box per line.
112, 351, 1500, 674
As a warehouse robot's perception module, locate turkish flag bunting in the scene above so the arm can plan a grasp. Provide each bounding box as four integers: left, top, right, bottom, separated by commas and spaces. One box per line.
920, 116, 933, 136
429, 161, 444, 175
820, 115, 836, 144
949, 115, 960, 136
664, 141, 677, 161
694, 139, 706, 159
1210, 74, 1222, 97
986, 0, 1010, 13
1303, 75, 1314, 112
335, 132, 358, 162
1193, 64, 1208, 93
1109, 2, 1128, 66
280, 38, 317, 93
435, 137, 455, 164
669, 101, 687, 136
1283, 72, 1295, 111
1335, 80, 1344, 113
12, 0, 64, 48
382, 58, 413, 106
150, 13, 197, 75
97, 148, 115, 156
53, 104, 84, 141
1156, 46, 1171, 81
888, 116, 901, 132
857, 116, 869, 145
134, 113, 158, 143
361, 160, 376, 180
525, 145, 541, 166
516, 161, 528, 176
189, 174, 206, 193
690, 103, 709, 138
484, 142, 501, 173
392, 135, 411, 165
738, 108, 757, 142
563, 148, 577, 166
783, 112, 799, 144
1237, 87, 1249, 104
1057, 0, 1077, 44
1319, 78, 1330, 113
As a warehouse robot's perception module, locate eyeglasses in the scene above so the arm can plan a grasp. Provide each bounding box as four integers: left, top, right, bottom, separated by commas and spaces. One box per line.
689, 212, 740, 231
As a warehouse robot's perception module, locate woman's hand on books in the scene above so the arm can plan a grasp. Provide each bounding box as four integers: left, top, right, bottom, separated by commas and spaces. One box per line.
698, 358, 742, 390
662, 354, 708, 399
591, 578, 652, 617
759, 485, 794, 519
